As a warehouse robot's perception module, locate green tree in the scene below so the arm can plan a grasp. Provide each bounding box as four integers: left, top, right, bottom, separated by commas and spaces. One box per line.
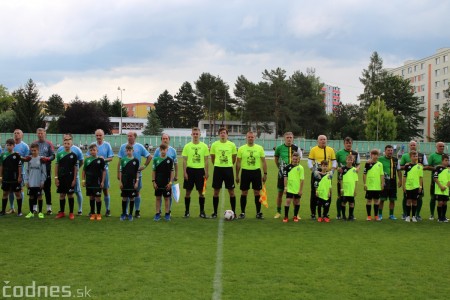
365, 98, 397, 141
58, 100, 111, 134
359, 51, 388, 109
142, 109, 163, 135
381, 74, 425, 140
289, 70, 328, 138
174, 81, 204, 128
12, 79, 45, 132
46, 94, 65, 116
95, 95, 112, 116
261, 68, 294, 137
46, 117, 59, 133
234, 76, 272, 137
330, 103, 366, 140
195, 73, 236, 135
0, 85, 15, 112
433, 84, 450, 142
154, 90, 180, 127
0, 110, 16, 132
110, 98, 127, 117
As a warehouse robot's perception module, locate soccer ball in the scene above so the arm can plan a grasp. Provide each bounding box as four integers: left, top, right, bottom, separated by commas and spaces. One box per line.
224, 210, 235, 221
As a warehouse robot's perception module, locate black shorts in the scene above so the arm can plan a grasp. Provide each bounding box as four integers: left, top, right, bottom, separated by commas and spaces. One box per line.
342, 196, 355, 204
183, 168, 205, 191
86, 187, 102, 197
56, 176, 75, 194
27, 187, 42, 198
381, 187, 397, 201
405, 188, 420, 200
212, 167, 235, 190
121, 189, 137, 198
155, 188, 171, 198
286, 192, 301, 199
240, 169, 262, 191
278, 173, 285, 191
1, 182, 21, 192
435, 194, 449, 202
365, 191, 381, 200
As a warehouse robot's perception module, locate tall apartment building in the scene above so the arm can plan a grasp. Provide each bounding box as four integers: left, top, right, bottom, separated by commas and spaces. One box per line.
321, 84, 341, 114
387, 48, 450, 141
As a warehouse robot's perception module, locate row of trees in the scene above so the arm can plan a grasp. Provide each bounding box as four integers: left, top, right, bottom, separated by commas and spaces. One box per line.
1, 51, 450, 140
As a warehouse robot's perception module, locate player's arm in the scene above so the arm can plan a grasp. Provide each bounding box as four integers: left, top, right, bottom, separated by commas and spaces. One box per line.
117, 157, 121, 180
232, 154, 237, 165
210, 154, 215, 165
235, 158, 241, 183
204, 155, 209, 179
82, 168, 86, 187
71, 163, 77, 187
139, 155, 152, 171
0, 164, 3, 182
355, 153, 361, 172
54, 161, 59, 186
363, 173, 367, 191
152, 170, 157, 189
419, 175, 423, 192
299, 178, 304, 196
101, 168, 106, 188
274, 155, 279, 168
173, 161, 178, 181
40, 164, 46, 188
167, 165, 175, 190
17, 161, 23, 183
183, 156, 188, 180
307, 158, 314, 170
261, 157, 267, 183
402, 171, 406, 193
380, 173, 384, 190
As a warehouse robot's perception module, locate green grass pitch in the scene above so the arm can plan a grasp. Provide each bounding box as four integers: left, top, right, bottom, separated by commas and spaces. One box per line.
1, 159, 450, 299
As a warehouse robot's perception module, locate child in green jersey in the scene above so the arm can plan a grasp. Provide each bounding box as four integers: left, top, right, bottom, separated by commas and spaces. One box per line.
314, 160, 332, 223
363, 149, 384, 221
339, 154, 358, 221
433, 154, 450, 222
82, 144, 106, 221
282, 152, 304, 223
402, 150, 423, 222
119, 145, 140, 221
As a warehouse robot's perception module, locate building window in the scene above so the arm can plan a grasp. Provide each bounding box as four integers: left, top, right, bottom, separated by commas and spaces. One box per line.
146, 106, 150, 111
444, 79, 448, 87
435, 69, 440, 76
421, 63, 424, 69
402, 69, 405, 75
414, 65, 417, 72
444, 55, 448, 62
435, 81, 440, 88
444, 67, 448, 74
421, 84, 425, 91
435, 105, 440, 111
436, 92, 440, 100
436, 57, 441, 65
408, 67, 412, 74
420, 96, 425, 103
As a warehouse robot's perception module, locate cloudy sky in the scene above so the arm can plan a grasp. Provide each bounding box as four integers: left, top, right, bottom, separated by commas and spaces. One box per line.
0, 0, 449, 104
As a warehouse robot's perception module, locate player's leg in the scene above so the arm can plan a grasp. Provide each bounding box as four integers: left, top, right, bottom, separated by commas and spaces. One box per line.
95, 195, 102, 218
341, 198, 347, 220
0, 188, 8, 215
429, 184, 436, 220
348, 198, 355, 220
154, 194, 162, 220
310, 177, 317, 219
275, 175, 284, 218
134, 176, 143, 218
14, 187, 23, 217
183, 168, 194, 218
44, 177, 52, 215
323, 199, 331, 221
67, 192, 75, 219
120, 195, 128, 221
378, 198, 385, 219
89, 195, 96, 220
405, 198, 412, 221
224, 167, 236, 214
366, 196, 372, 220
211, 167, 222, 218
7, 191, 15, 214
293, 197, 300, 221
336, 181, 342, 219
74, 176, 83, 215
411, 199, 418, 221
284, 195, 292, 222
374, 199, 380, 221
103, 171, 111, 217
164, 196, 171, 221
26, 193, 36, 218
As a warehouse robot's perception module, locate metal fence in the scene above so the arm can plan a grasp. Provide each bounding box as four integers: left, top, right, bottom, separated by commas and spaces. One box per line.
1, 133, 444, 156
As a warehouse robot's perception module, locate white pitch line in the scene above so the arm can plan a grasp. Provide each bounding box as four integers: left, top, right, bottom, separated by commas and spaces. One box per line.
212, 187, 226, 300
